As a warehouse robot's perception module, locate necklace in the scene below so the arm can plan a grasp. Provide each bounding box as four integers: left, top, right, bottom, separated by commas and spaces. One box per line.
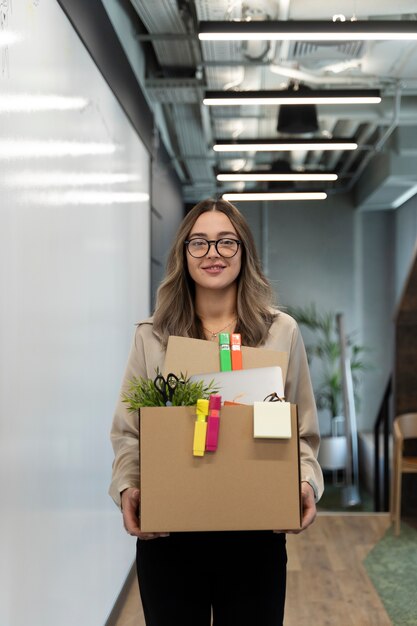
201, 317, 237, 340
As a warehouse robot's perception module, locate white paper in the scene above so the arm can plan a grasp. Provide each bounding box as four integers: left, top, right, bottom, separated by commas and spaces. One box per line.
253, 401, 292, 439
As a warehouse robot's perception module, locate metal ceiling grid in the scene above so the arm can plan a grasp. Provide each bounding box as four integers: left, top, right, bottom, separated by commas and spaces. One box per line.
212, 105, 278, 133
174, 104, 214, 180
145, 78, 204, 104
204, 65, 246, 91
288, 0, 417, 19
213, 117, 260, 138
363, 40, 417, 81
199, 39, 243, 64
195, 0, 247, 92
130, 0, 193, 67
200, 39, 245, 93
122, 0, 417, 206
194, 0, 242, 22
287, 41, 366, 64
130, 0, 185, 32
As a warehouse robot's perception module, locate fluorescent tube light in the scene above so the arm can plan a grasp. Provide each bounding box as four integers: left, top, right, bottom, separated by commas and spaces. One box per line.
204, 90, 381, 106
0, 94, 89, 113
198, 20, 417, 41
213, 140, 358, 152
217, 172, 338, 182
0, 140, 117, 159
222, 192, 327, 201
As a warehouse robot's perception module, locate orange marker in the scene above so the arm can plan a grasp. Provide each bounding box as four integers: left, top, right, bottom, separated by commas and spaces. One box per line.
231, 333, 242, 370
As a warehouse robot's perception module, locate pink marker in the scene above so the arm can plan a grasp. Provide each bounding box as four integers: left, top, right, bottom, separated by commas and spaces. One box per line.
206, 394, 222, 452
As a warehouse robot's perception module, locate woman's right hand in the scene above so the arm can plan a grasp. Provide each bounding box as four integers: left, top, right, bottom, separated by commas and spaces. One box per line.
121, 487, 170, 540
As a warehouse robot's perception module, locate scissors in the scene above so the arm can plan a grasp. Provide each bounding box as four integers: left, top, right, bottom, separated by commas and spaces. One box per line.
263, 392, 286, 403
153, 372, 180, 406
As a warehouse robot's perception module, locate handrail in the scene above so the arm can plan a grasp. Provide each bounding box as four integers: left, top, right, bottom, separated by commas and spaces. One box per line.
374, 376, 393, 511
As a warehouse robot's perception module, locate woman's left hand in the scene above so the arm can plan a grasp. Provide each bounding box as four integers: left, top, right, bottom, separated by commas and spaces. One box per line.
274, 481, 317, 534
298, 481, 317, 532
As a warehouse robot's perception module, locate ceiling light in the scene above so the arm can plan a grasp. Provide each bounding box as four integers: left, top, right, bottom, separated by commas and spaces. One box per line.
213, 139, 358, 152
4, 171, 141, 187
0, 140, 117, 159
222, 192, 327, 201
277, 85, 319, 134
198, 20, 417, 42
0, 31, 22, 47
204, 90, 381, 106
217, 172, 338, 182
0, 94, 89, 113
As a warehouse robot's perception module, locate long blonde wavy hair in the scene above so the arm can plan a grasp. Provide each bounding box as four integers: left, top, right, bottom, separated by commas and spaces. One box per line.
153, 198, 277, 347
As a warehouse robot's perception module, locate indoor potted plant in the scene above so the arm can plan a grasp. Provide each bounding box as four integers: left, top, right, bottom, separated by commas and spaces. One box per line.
288, 304, 368, 472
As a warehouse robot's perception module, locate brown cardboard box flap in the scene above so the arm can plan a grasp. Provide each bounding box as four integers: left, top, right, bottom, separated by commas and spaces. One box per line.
140, 404, 301, 532
163, 336, 289, 383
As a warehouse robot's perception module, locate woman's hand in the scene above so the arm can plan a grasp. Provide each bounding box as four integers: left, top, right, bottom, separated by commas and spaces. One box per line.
274, 481, 317, 534
121, 487, 170, 541
297, 481, 317, 532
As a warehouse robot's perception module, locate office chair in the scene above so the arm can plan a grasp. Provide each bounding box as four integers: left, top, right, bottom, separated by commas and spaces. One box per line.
391, 413, 417, 535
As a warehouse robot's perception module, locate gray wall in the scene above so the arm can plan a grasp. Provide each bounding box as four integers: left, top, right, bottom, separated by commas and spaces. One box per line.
151, 142, 184, 307
394, 193, 417, 304
357, 210, 396, 428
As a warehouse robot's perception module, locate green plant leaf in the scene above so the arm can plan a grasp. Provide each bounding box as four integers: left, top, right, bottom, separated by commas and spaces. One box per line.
288, 303, 371, 424
121, 370, 220, 412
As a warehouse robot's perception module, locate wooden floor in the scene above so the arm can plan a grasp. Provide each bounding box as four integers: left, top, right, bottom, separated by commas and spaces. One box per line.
110, 514, 392, 626
285, 514, 391, 626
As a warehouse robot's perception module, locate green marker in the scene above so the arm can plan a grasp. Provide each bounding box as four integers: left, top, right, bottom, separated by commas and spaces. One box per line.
219, 332, 232, 371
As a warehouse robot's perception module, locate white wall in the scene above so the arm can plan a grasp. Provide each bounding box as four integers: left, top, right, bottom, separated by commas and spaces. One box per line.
0, 2, 150, 625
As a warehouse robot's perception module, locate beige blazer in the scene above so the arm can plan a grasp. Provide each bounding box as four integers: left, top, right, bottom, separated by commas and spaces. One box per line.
109, 311, 324, 509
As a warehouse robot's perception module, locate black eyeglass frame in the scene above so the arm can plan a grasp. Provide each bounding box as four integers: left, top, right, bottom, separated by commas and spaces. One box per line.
184, 237, 242, 258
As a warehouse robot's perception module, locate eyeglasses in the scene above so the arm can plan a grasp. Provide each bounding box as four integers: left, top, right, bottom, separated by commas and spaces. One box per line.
184, 237, 241, 258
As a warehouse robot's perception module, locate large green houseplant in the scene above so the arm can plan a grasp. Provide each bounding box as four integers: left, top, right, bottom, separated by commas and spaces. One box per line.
288, 304, 368, 470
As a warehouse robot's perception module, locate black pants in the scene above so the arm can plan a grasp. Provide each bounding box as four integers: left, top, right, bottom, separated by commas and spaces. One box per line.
136, 531, 287, 626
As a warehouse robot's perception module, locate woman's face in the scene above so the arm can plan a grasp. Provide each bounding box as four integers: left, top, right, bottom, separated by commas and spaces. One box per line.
186, 211, 242, 292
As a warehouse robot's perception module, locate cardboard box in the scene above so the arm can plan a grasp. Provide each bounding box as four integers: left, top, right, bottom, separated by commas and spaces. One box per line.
139, 336, 301, 532
140, 404, 301, 532
163, 336, 289, 381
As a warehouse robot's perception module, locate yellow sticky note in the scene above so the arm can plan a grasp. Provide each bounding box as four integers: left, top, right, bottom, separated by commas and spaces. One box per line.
253, 402, 292, 439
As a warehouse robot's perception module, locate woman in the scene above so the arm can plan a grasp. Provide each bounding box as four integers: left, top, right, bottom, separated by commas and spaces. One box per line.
110, 198, 323, 626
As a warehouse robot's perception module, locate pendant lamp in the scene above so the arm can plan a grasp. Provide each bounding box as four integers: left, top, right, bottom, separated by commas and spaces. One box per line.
277, 85, 319, 134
